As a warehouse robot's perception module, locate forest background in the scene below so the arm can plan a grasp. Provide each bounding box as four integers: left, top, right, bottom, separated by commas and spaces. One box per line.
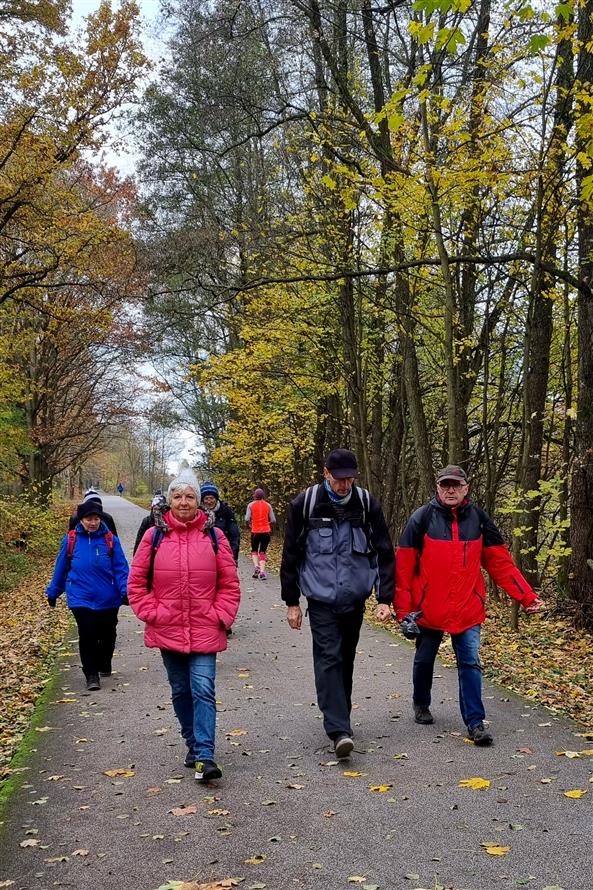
2, 0, 593, 767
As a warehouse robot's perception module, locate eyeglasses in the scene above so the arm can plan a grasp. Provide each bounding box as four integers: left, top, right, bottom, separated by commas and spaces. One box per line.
437, 480, 467, 490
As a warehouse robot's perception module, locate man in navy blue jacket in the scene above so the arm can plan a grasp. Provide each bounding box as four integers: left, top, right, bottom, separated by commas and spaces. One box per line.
281, 449, 395, 759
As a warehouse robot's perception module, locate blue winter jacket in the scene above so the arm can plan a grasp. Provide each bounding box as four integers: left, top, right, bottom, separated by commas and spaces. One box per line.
46, 521, 129, 610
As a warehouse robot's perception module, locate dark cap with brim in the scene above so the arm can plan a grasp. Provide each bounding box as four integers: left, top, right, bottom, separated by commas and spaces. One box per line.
324, 448, 359, 479
436, 464, 468, 484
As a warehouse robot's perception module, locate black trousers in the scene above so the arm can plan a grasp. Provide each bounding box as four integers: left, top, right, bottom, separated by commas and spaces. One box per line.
71, 607, 119, 677
307, 599, 365, 740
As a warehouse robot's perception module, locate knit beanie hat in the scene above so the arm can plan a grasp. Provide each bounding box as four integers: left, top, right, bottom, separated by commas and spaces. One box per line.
77, 501, 103, 520
200, 482, 219, 500
82, 489, 102, 506
253, 488, 265, 499
167, 470, 201, 503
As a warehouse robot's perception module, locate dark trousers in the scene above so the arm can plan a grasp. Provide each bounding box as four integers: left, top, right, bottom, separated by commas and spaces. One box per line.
307, 599, 365, 740
71, 607, 119, 678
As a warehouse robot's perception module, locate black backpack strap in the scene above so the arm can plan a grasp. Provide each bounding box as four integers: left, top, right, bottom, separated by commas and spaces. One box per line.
302, 484, 319, 524
146, 527, 164, 590
355, 486, 370, 526
208, 526, 219, 554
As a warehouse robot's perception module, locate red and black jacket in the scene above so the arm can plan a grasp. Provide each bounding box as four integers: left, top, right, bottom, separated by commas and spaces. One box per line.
395, 497, 537, 634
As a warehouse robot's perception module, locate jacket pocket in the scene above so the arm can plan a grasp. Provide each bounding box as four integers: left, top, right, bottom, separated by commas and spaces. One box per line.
352, 526, 372, 556
313, 526, 334, 554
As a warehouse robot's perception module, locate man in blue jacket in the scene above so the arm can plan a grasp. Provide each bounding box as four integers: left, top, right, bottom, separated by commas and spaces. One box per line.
280, 449, 395, 759
47, 500, 129, 690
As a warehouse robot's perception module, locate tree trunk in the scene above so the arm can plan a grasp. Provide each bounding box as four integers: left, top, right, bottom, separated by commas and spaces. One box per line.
569, 0, 593, 629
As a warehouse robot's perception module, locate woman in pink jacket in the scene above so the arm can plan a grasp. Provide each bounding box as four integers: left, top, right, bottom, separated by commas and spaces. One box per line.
128, 471, 240, 782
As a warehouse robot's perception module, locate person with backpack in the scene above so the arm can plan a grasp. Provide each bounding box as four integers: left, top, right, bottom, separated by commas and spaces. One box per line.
280, 448, 395, 759
127, 471, 240, 783
46, 500, 129, 691
389, 464, 542, 746
132, 492, 169, 554
245, 487, 276, 579
68, 488, 118, 535
200, 482, 240, 563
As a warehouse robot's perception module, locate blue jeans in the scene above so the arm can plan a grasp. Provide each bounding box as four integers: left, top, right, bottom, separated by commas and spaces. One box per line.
413, 625, 485, 729
160, 650, 217, 760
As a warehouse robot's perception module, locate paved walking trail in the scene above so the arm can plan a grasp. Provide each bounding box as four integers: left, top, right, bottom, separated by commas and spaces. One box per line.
0, 496, 591, 890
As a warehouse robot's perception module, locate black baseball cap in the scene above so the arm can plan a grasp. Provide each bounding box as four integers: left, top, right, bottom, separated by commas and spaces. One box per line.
436, 465, 468, 484
324, 448, 359, 479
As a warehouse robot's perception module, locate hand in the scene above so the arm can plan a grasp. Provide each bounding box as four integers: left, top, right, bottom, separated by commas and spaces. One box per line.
375, 604, 392, 622
524, 597, 542, 614
287, 605, 303, 630
47, 597, 57, 609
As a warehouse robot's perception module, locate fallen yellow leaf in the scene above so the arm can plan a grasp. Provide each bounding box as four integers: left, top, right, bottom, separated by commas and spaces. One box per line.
482, 843, 510, 856
343, 771, 368, 777
227, 729, 247, 737
458, 777, 491, 790
348, 878, 367, 884
563, 789, 587, 799
245, 853, 267, 865
369, 784, 392, 792
103, 768, 135, 778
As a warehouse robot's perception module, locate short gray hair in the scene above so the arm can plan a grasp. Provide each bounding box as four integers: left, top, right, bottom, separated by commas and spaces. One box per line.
167, 470, 201, 503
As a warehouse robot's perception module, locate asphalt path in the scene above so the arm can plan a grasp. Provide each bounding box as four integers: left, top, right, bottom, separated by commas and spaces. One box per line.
0, 494, 591, 890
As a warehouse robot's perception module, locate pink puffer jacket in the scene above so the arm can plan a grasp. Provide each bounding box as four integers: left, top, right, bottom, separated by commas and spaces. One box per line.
128, 510, 240, 653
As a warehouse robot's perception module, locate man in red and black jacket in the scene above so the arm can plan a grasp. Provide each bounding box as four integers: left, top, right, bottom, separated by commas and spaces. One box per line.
391, 465, 541, 746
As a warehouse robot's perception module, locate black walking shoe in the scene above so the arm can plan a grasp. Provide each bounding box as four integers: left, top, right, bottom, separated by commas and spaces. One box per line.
195, 760, 222, 782
414, 705, 434, 724
86, 674, 100, 691
468, 722, 493, 746
334, 734, 354, 759
184, 751, 196, 768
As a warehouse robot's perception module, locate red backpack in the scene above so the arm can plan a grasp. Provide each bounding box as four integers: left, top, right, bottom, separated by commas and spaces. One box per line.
66, 529, 114, 570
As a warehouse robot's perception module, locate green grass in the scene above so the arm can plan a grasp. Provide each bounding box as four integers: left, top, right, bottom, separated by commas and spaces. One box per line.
0, 647, 69, 823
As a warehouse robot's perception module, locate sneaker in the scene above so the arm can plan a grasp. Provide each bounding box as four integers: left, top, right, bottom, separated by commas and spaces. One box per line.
86, 674, 100, 691
252, 568, 260, 578
184, 751, 196, 768
468, 722, 493, 746
334, 734, 354, 759
195, 759, 222, 782
259, 571, 267, 580
414, 705, 434, 725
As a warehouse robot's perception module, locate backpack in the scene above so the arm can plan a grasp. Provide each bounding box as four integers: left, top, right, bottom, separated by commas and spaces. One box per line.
302, 483, 371, 525
66, 529, 114, 572
146, 525, 220, 590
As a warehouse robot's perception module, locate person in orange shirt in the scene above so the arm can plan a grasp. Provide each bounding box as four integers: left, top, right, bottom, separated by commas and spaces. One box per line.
245, 488, 276, 580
